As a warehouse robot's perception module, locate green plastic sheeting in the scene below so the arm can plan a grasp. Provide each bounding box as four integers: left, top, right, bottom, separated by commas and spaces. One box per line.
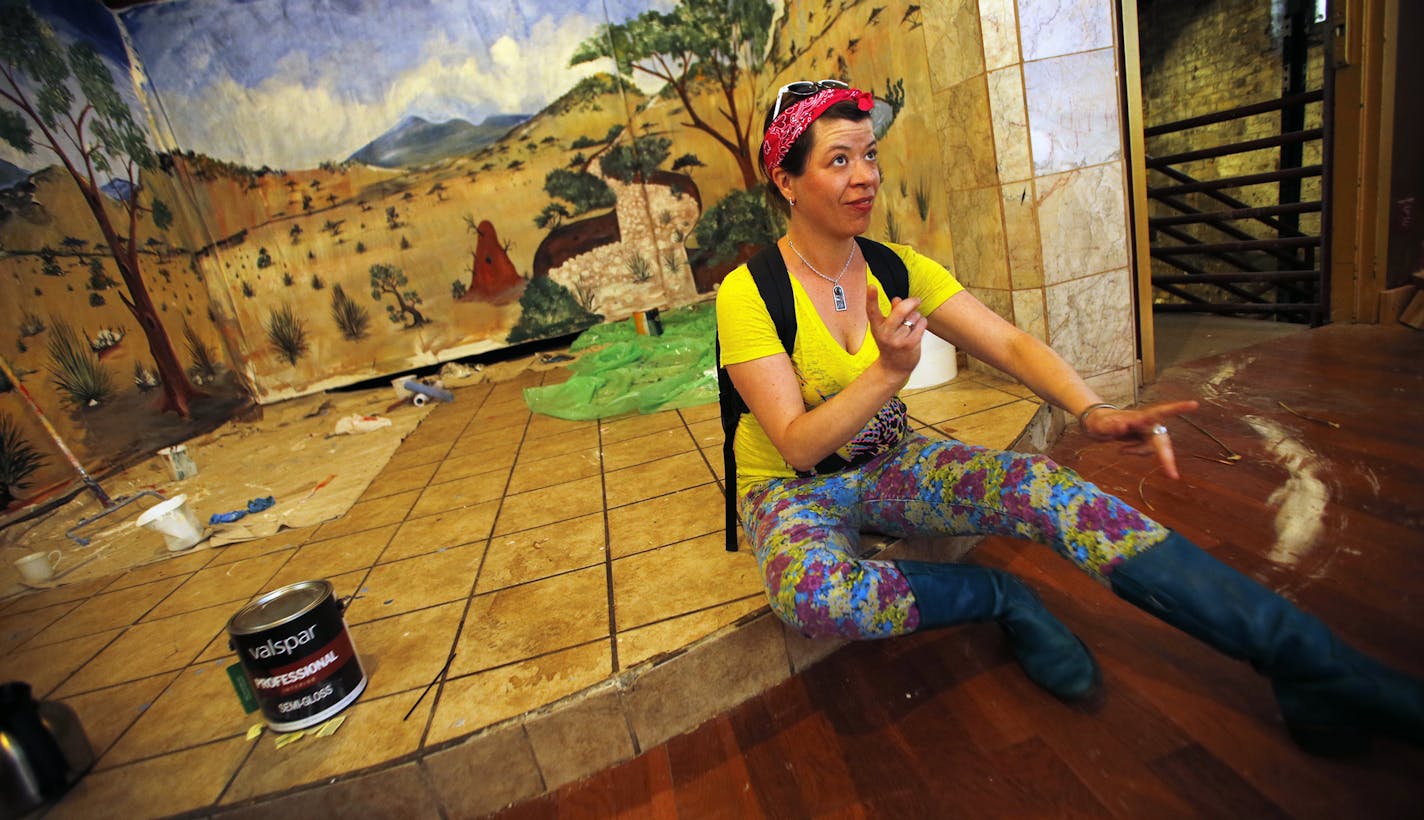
523, 302, 719, 420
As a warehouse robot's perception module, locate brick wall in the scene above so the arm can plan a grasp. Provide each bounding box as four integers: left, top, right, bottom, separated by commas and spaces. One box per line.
1138, 0, 1325, 278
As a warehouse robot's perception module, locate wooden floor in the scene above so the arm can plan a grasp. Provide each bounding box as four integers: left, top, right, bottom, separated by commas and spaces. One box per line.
500, 323, 1424, 819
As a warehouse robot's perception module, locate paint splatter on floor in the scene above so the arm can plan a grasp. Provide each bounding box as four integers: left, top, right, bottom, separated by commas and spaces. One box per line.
1246, 416, 1328, 566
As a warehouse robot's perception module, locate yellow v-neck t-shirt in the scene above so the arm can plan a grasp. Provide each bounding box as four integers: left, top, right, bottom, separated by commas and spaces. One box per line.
716, 241, 963, 493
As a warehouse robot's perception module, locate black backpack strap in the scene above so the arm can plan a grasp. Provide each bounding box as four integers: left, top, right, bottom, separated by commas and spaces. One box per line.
855, 236, 910, 301
719, 245, 796, 551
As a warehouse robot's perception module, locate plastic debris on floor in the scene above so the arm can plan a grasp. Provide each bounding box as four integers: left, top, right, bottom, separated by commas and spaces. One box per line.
522, 301, 718, 420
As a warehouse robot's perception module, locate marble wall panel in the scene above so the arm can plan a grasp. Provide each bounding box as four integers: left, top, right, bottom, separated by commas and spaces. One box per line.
1045, 267, 1135, 376
987, 66, 1032, 182
1001, 182, 1043, 288
1036, 162, 1128, 285
924, 0, 987, 92
979, 0, 1022, 70
1018, 0, 1114, 62
1011, 288, 1047, 341
1083, 365, 1138, 408
1025, 48, 1121, 175
944, 187, 1011, 290
935, 76, 1000, 191
967, 285, 1014, 324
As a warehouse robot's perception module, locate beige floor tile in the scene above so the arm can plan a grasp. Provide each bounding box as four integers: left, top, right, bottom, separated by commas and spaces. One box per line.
143, 551, 289, 622
507, 447, 602, 494
969, 372, 1032, 397
222, 689, 431, 804
0, 629, 118, 699
408, 469, 510, 519
348, 601, 463, 699
0, 575, 113, 616
47, 735, 250, 820
901, 380, 1021, 426
101, 658, 251, 767
494, 474, 603, 536
364, 460, 439, 500
431, 445, 518, 484
518, 425, 600, 463
476, 512, 606, 593
678, 402, 721, 424
266, 524, 396, 589
55, 603, 234, 696
617, 595, 767, 670
312, 489, 420, 540
604, 451, 714, 508
601, 427, 697, 472
607, 483, 723, 559
344, 542, 483, 625
382, 502, 497, 564
461, 403, 530, 438
0, 599, 81, 654
612, 533, 764, 631
32, 577, 186, 646
206, 526, 311, 567
933, 398, 1041, 449
526, 412, 595, 440
383, 441, 455, 473
427, 641, 612, 744
599, 410, 682, 445
103, 548, 216, 593
54, 671, 178, 762
685, 417, 724, 450
452, 565, 609, 676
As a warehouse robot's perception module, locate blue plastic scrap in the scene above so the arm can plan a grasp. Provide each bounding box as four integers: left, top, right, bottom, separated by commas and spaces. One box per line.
210, 496, 277, 525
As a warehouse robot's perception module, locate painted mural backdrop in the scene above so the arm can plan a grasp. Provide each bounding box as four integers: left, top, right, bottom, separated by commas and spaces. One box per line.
0, 0, 942, 508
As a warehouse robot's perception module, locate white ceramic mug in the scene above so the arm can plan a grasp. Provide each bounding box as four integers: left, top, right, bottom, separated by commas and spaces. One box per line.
15, 550, 62, 584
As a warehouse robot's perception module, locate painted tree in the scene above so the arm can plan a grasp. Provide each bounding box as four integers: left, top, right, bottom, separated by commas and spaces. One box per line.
0, 1, 202, 416
571, 0, 773, 189
369, 263, 428, 328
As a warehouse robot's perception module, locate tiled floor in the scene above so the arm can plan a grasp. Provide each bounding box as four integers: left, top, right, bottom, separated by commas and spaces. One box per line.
0, 362, 1045, 817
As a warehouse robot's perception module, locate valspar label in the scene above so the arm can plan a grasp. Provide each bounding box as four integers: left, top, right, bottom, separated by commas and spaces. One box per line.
227, 581, 367, 732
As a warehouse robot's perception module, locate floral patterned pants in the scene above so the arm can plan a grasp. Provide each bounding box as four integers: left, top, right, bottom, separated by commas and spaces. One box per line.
739, 432, 1171, 639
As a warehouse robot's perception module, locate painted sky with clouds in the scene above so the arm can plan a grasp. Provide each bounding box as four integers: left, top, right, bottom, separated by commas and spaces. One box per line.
116, 0, 674, 170
1, 0, 677, 174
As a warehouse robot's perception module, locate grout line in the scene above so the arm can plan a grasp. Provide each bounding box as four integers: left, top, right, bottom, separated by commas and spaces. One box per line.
598, 415, 620, 674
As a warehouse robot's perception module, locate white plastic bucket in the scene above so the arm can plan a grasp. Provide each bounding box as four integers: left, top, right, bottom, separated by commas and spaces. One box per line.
135, 494, 205, 551
906, 334, 958, 390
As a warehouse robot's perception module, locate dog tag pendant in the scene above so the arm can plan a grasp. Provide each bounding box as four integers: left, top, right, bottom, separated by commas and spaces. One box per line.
831, 284, 847, 312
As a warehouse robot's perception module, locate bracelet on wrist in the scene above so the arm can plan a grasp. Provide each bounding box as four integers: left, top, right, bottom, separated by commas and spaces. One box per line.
1076, 402, 1118, 426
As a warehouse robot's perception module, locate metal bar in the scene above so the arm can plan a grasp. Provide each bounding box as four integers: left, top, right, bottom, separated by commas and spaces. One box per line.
1153, 270, 1319, 285
1150, 201, 1322, 228
1150, 164, 1314, 240
1144, 89, 1325, 137
1153, 302, 1321, 314
1149, 165, 1321, 197
1153, 236, 1322, 255
1146, 128, 1323, 167
1153, 195, 1309, 267
1152, 282, 1208, 303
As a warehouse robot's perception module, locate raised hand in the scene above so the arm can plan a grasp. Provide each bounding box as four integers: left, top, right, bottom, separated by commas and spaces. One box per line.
865, 284, 925, 377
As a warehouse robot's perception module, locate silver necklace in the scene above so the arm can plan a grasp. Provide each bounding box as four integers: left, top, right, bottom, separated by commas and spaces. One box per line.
787, 238, 856, 311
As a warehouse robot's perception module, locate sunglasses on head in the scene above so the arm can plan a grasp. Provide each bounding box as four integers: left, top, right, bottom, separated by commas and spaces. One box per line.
770, 79, 850, 120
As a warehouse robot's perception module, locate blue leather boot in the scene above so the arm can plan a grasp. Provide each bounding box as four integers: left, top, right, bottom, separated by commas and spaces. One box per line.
1108, 531, 1424, 755
898, 560, 1101, 701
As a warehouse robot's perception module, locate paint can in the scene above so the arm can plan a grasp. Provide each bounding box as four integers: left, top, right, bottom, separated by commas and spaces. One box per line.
226, 580, 366, 732
157, 444, 198, 480
632, 308, 663, 336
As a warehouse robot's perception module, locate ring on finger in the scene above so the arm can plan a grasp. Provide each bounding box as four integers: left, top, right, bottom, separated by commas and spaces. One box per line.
1150, 423, 1168, 436
902, 319, 916, 328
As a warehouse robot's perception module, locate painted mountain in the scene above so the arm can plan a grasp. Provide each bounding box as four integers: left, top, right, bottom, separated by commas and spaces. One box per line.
348, 114, 529, 168
0, 159, 30, 190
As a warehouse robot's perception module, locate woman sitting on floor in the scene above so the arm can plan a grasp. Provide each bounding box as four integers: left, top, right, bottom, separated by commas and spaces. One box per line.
715, 79, 1423, 755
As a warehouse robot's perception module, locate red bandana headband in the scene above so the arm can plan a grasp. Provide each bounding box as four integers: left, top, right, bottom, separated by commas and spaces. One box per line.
760, 86, 874, 172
